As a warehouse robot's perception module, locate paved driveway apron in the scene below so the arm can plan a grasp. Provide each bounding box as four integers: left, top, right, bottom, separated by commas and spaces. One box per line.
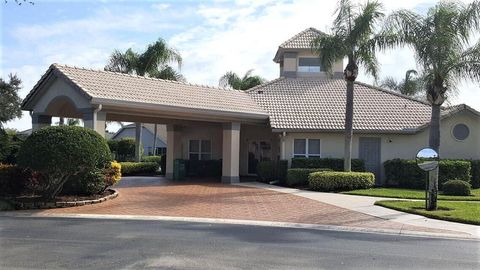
37, 177, 456, 234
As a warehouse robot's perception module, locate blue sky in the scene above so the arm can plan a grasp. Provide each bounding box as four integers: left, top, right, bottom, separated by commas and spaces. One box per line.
2, 0, 479, 131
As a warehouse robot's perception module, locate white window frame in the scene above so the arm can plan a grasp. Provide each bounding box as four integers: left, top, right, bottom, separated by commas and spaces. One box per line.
293, 138, 321, 158
189, 139, 212, 160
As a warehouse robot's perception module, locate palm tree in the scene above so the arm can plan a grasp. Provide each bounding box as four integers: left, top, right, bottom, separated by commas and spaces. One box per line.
105, 38, 184, 158
219, 70, 265, 90
311, 0, 385, 171
384, 1, 480, 210
381, 69, 422, 97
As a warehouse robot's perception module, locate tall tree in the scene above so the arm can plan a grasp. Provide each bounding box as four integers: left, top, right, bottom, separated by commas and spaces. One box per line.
105, 38, 184, 158
312, 0, 385, 171
219, 70, 266, 90
381, 69, 422, 97
384, 1, 480, 210
0, 74, 23, 129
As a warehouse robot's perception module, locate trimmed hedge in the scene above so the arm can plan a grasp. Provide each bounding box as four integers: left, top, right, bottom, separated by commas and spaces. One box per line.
108, 138, 139, 162
184, 159, 222, 177
291, 158, 365, 172
309, 171, 375, 192
142, 155, 166, 175
443, 180, 471, 196
384, 159, 471, 189
120, 162, 159, 176
256, 160, 288, 183
286, 168, 331, 187
471, 160, 480, 189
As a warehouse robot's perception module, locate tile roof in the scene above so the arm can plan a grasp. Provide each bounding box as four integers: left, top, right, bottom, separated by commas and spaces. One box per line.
23, 64, 268, 118
279, 27, 325, 49
248, 78, 446, 133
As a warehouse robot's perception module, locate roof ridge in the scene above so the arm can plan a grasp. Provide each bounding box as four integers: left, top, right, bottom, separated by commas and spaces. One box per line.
354, 81, 431, 106
52, 63, 238, 92
244, 77, 286, 93
279, 27, 324, 48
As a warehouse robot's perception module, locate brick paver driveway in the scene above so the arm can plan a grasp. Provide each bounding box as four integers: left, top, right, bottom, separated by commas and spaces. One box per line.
39, 177, 453, 234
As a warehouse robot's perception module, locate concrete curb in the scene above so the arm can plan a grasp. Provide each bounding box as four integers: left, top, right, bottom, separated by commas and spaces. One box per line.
0, 212, 477, 241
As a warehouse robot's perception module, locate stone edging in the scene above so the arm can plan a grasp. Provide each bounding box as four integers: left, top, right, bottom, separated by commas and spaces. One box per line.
10, 189, 118, 210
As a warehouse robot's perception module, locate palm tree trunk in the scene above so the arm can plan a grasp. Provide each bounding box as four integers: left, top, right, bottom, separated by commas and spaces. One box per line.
344, 80, 354, 172
427, 103, 441, 210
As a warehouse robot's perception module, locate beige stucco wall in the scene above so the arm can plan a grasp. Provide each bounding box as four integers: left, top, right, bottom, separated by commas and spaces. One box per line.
282, 50, 343, 78
33, 77, 91, 115
175, 123, 224, 160
281, 110, 480, 181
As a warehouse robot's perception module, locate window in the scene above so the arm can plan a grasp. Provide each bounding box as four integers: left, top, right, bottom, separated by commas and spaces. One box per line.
293, 139, 321, 158
298, 58, 321, 73
452, 124, 470, 141
189, 139, 212, 160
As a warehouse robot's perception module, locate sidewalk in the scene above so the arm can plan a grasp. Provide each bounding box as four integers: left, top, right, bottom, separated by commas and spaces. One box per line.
237, 182, 480, 239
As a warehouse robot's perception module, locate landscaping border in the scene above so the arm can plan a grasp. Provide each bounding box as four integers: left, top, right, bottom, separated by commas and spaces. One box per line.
6, 189, 118, 210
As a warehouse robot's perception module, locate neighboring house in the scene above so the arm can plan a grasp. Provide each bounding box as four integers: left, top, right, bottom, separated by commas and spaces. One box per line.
111, 123, 167, 156
21, 27, 480, 184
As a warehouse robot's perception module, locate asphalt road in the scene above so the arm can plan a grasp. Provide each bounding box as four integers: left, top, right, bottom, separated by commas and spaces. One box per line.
0, 216, 479, 270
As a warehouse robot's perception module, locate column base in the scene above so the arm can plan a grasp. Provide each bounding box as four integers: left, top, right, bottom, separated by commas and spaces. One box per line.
221, 176, 240, 184
165, 173, 173, 180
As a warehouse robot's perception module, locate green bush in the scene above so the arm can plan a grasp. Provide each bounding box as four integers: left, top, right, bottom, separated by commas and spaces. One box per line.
442, 180, 471, 196
256, 160, 288, 183
291, 158, 365, 172
0, 129, 25, 164
62, 170, 105, 196
142, 155, 162, 165
471, 160, 480, 189
384, 159, 471, 189
0, 163, 30, 195
286, 168, 332, 187
108, 138, 139, 162
309, 171, 375, 192
185, 159, 222, 177
17, 126, 112, 199
120, 162, 159, 176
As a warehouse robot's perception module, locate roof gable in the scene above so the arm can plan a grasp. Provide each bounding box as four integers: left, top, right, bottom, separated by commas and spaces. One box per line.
274, 27, 325, 62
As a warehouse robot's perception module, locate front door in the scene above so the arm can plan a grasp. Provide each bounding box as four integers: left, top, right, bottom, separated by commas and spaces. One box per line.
359, 137, 381, 185
248, 140, 271, 174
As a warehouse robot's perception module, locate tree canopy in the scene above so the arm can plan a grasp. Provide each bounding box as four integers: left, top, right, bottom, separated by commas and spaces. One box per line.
105, 38, 184, 81
0, 74, 23, 128
381, 69, 422, 97
219, 70, 265, 90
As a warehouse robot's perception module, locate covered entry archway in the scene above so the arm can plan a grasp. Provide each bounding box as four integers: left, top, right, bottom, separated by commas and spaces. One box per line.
21, 64, 269, 183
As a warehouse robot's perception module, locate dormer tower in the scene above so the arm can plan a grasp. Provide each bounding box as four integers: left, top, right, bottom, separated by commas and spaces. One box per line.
273, 27, 344, 79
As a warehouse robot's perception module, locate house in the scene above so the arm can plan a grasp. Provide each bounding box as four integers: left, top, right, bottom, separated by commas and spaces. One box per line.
111, 123, 167, 156
21, 27, 480, 184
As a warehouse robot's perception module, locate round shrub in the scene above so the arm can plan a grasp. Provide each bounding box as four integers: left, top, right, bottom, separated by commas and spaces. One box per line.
442, 180, 471, 196
62, 170, 106, 196
104, 161, 122, 188
308, 171, 375, 192
17, 126, 112, 199
286, 168, 331, 187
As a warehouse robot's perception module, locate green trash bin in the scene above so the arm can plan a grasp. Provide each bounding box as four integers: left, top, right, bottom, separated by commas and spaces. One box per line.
173, 159, 186, 181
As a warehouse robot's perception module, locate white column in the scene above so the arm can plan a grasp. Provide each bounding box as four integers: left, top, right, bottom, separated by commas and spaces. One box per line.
165, 124, 182, 180
31, 113, 52, 132
82, 108, 106, 137
222, 122, 241, 184
135, 122, 142, 162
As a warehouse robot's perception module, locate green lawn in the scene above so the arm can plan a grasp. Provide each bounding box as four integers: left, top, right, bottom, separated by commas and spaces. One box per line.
342, 188, 480, 201
375, 200, 480, 225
